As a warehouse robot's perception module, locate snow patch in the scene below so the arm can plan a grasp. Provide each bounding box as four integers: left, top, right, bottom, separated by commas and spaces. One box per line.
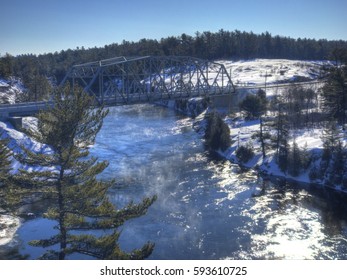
0, 215, 20, 246
0, 118, 53, 173
0, 77, 26, 104
217, 59, 332, 86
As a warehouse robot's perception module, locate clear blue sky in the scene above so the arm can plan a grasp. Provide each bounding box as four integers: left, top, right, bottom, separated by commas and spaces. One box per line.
1, 0, 347, 56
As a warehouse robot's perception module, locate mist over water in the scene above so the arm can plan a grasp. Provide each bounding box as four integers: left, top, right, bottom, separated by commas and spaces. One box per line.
2, 104, 347, 259
91, 104, 347, 260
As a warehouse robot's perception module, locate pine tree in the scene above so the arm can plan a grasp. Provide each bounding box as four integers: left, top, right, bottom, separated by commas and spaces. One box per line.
320, 121, 346, 186
330, 140, 345, 185
287, 139, 311, 177
239, 92, 267, 120
321, 121, 341, 162
321, 65, 347, 126
15, 85, 156, 260
0, 53, 14, 78
204, 111, 231, 151
0, 131, 11, 179
257, 90, 268, 159
0, 131, 26, 214
246, 90, 269, 159
0, 131, 13, 212
278, 142, 289, 173
270, 98, 290, 172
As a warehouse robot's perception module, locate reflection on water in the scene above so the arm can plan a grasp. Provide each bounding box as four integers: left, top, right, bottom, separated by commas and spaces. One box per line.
239, 181, 344, 259
1, 104, 347, 259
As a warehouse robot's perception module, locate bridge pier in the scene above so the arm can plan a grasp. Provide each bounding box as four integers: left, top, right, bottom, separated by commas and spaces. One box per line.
210, 88, 254, 113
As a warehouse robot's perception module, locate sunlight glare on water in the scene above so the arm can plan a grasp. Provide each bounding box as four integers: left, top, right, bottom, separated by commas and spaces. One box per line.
2, 104, 347, 260
238, 187, 343, 259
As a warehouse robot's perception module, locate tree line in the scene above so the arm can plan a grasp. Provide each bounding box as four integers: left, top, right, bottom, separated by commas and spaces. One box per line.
1, 29, 347, 101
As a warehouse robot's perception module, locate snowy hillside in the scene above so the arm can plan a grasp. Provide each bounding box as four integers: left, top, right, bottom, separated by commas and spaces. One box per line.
0, 117, 51, 167
197, 113, 347, 194
219, 59, 332, 86
222, 119, 326, 185
200, 60, 347, 194
157, 58, 331, 94
0, 78, 25, 104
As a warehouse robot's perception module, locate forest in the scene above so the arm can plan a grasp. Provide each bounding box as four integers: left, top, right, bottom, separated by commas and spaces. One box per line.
1, 29, 347, 102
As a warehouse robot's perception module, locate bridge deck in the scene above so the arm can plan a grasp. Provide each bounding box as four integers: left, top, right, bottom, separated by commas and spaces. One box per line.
0, 89, 232, 119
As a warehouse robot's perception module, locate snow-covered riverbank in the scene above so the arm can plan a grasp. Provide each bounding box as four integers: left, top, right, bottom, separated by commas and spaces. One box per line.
189, 59, 347, 195
149, 58, 347, 195
0, 117, 51, 246
193, 110, 347, 195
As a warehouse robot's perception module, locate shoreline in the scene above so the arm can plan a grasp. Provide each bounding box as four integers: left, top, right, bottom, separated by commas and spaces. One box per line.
171, 99, 347, 196
216, 118, 347, 196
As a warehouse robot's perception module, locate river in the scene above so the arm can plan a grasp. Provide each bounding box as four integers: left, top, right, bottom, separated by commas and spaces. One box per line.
1, 104, 347, 259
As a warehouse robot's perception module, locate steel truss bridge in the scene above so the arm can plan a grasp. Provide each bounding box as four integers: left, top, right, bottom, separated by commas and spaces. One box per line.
60, 56, 235, 105
1, 56, 235, 119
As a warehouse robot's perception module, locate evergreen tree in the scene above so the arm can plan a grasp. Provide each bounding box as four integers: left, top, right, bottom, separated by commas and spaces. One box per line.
278, 141, 289, 173
287, 138, 310, 177
330, 140, 346, 185
0, 131, 11, 197
270, 97, 290, 172
282, 85, 318, 129
0, 53, 14, 78
321, 65, 347, 126
235, 144, 254, 164
321, 121, 341, 162
239, 91, 267, 120
0, 132, 11, 181
30, 74, 52, 101
0, 131, 15, 213
15, 85, 156, 260
204, 111, 231, 151
257, 90, 268, 159
331, 47, 347, 67
247, 89, 268, 159
18, 57, 52, 102
288, 140, 299, 176
320, 121, 346, 186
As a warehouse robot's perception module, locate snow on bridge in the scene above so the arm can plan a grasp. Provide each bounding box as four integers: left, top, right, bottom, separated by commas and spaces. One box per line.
61, 56, 236, 105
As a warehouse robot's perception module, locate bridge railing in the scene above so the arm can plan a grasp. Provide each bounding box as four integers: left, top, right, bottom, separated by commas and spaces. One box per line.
0, 101, 53, 119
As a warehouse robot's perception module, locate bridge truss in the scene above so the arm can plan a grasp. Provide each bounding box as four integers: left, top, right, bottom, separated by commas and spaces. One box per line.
61, 56, 235, 105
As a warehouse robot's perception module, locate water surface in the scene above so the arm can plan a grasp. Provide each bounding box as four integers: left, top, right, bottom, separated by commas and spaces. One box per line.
1, 104, 347, 259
